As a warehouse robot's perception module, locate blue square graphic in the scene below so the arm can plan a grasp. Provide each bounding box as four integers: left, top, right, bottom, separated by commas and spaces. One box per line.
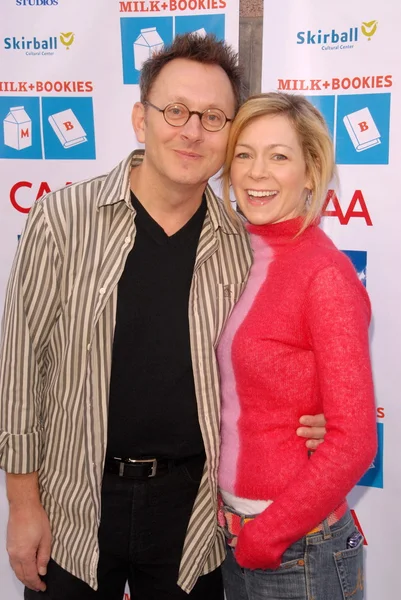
41, 97, 96, 160
305, 95, 335, 140
121, 17, 173, 85
342, 250, 367, 287
175, 15, 225, 40
357, 422, 383, 489
336, 93, 390, 165
0, 96, 42, 159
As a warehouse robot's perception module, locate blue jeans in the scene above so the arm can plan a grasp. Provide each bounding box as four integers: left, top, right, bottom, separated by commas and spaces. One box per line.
222, 510, 364, 600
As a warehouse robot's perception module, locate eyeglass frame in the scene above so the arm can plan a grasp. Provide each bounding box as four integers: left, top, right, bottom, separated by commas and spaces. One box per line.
144, 100, 233, 132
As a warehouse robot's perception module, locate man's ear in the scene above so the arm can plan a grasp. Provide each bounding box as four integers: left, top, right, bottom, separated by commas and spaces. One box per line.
132, 102, 146, 143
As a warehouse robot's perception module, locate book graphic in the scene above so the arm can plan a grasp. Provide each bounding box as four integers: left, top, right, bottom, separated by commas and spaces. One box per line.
133, 27, 164, 71
343, 107, 381, 152
3, 106, 32, 150
48, 108, 87, 148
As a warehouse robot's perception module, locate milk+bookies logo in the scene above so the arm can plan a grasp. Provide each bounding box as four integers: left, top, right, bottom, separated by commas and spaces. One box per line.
296, 19, 379, 51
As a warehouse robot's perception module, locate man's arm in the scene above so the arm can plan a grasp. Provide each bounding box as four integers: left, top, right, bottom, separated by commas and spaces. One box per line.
6, 472, 51, 592
297, 413, 327, 450
0, 200, 60, 591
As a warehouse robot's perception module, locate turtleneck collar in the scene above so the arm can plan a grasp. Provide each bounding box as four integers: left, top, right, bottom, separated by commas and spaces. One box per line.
246, 216, 318, 249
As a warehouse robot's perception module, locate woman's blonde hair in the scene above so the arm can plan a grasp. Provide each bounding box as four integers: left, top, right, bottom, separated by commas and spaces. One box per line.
222, 92, 336, 233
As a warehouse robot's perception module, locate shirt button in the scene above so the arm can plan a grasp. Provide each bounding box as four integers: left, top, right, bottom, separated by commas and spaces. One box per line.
99, 287, 106, 295
124, 236, 131, 243
87, 343, 91, 351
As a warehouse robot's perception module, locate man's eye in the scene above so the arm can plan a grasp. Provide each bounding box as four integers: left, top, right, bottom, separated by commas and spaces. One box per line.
170, 107, 183, 116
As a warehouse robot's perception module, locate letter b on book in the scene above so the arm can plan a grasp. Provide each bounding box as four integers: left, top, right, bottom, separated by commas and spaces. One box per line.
343, 107, 381, 152
48, 108, 87, 148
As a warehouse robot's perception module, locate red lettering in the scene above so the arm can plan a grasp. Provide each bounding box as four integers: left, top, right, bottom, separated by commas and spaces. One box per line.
64, 121, 74, 131
21, 128, 30, 139
361, 76, 371, 88
10, 181, 32, 214
377, 407, 385, 419
278, 79, 291, 91
376, 75, 383, 88
10, 181, 73, 213
322, 190, 372, 226
384, 74, 392, 87
310, 79, 321, 90
36, 182, 51, 200
350, 510, 367, 545
332, 78, 340, 90
358, 120, 369, 132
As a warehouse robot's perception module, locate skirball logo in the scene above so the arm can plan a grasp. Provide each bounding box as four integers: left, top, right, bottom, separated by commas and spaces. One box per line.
297, 19, 378, 50
60, 32, 75, 49
3, 32, 75, 55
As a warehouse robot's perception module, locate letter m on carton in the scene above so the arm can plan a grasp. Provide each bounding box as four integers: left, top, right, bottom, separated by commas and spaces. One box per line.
4, 106, 32, 150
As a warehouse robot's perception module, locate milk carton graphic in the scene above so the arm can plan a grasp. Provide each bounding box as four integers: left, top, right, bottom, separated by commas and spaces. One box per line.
343, 107, 381, 152
134, 27, 164, 71
192, 28, 207, 37
3, 106, 32, 150
48, 108, 87, 148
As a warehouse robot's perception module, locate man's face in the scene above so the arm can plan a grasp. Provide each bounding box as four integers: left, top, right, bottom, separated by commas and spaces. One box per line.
133, 58, 236, 190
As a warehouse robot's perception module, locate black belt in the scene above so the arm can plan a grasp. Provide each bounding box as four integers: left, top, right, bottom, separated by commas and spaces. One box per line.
104, 454, 204, 479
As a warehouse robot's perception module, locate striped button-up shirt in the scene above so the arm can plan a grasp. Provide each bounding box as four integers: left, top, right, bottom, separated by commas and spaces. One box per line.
0, 150, 252, 592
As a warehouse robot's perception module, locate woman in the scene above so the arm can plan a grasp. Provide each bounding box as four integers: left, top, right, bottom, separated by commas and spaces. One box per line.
216, 93, 377, 600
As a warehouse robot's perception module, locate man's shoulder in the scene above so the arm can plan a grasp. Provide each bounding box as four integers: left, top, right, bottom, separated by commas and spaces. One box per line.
38, 153, 133, 220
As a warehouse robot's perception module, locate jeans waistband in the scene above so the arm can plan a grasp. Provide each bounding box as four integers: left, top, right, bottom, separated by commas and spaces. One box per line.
217, 494, 348, 547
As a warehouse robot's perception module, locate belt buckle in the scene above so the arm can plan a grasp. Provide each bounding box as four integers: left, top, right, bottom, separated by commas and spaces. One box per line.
125, 457, 158, 478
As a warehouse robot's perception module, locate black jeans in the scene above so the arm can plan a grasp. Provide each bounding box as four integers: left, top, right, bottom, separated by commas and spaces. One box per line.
25, 456, 223, 600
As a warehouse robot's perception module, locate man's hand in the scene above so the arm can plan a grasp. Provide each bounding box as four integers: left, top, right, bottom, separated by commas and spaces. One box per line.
6, 472, 51, 592
7, 501, 52, 591
297, 413, 327, 450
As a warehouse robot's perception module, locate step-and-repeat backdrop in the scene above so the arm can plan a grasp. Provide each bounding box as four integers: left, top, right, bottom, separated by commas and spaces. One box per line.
0, 0, 399, 598
0, 1, 238, 597
262, 1, 400, 598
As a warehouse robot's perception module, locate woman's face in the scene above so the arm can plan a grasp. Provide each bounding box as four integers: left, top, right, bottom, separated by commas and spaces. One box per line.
230, 114, 311, 225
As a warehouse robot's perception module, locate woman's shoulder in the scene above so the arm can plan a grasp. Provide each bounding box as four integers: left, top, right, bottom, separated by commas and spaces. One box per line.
297, 227, 368, 300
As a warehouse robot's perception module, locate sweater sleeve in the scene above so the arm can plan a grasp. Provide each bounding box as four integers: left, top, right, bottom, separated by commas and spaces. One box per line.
235, 262, 377, 570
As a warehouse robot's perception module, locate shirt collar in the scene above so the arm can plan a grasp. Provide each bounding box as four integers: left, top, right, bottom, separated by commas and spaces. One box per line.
97, 149, 245, 237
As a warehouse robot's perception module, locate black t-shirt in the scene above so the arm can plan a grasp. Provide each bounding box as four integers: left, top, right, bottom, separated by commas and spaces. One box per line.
106, 192, 207, 459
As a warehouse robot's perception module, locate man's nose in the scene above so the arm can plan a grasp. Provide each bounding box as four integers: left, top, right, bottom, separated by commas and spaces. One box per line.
180, 113, 204, 140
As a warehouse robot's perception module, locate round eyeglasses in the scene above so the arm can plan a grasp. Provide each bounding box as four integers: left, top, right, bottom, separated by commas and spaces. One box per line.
144, 101, 233, 132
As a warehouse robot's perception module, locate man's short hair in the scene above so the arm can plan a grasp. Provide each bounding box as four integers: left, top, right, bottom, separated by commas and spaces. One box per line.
140, 33, 244, 112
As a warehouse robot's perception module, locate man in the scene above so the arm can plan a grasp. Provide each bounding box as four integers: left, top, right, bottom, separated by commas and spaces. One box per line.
0, 34, 325, 599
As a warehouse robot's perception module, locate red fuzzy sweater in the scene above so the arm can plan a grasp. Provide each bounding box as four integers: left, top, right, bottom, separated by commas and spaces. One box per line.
217, 217, 377, 570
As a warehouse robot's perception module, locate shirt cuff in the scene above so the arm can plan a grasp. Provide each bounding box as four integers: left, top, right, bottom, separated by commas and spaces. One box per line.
0, 430, 42, 473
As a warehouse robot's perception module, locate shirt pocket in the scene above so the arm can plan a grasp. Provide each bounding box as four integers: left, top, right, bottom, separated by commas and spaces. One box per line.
214, 282, 247, 345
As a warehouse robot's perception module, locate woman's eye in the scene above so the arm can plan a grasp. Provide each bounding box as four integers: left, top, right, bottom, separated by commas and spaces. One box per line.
236, 152, 250, 159
273, 154, 287, 160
